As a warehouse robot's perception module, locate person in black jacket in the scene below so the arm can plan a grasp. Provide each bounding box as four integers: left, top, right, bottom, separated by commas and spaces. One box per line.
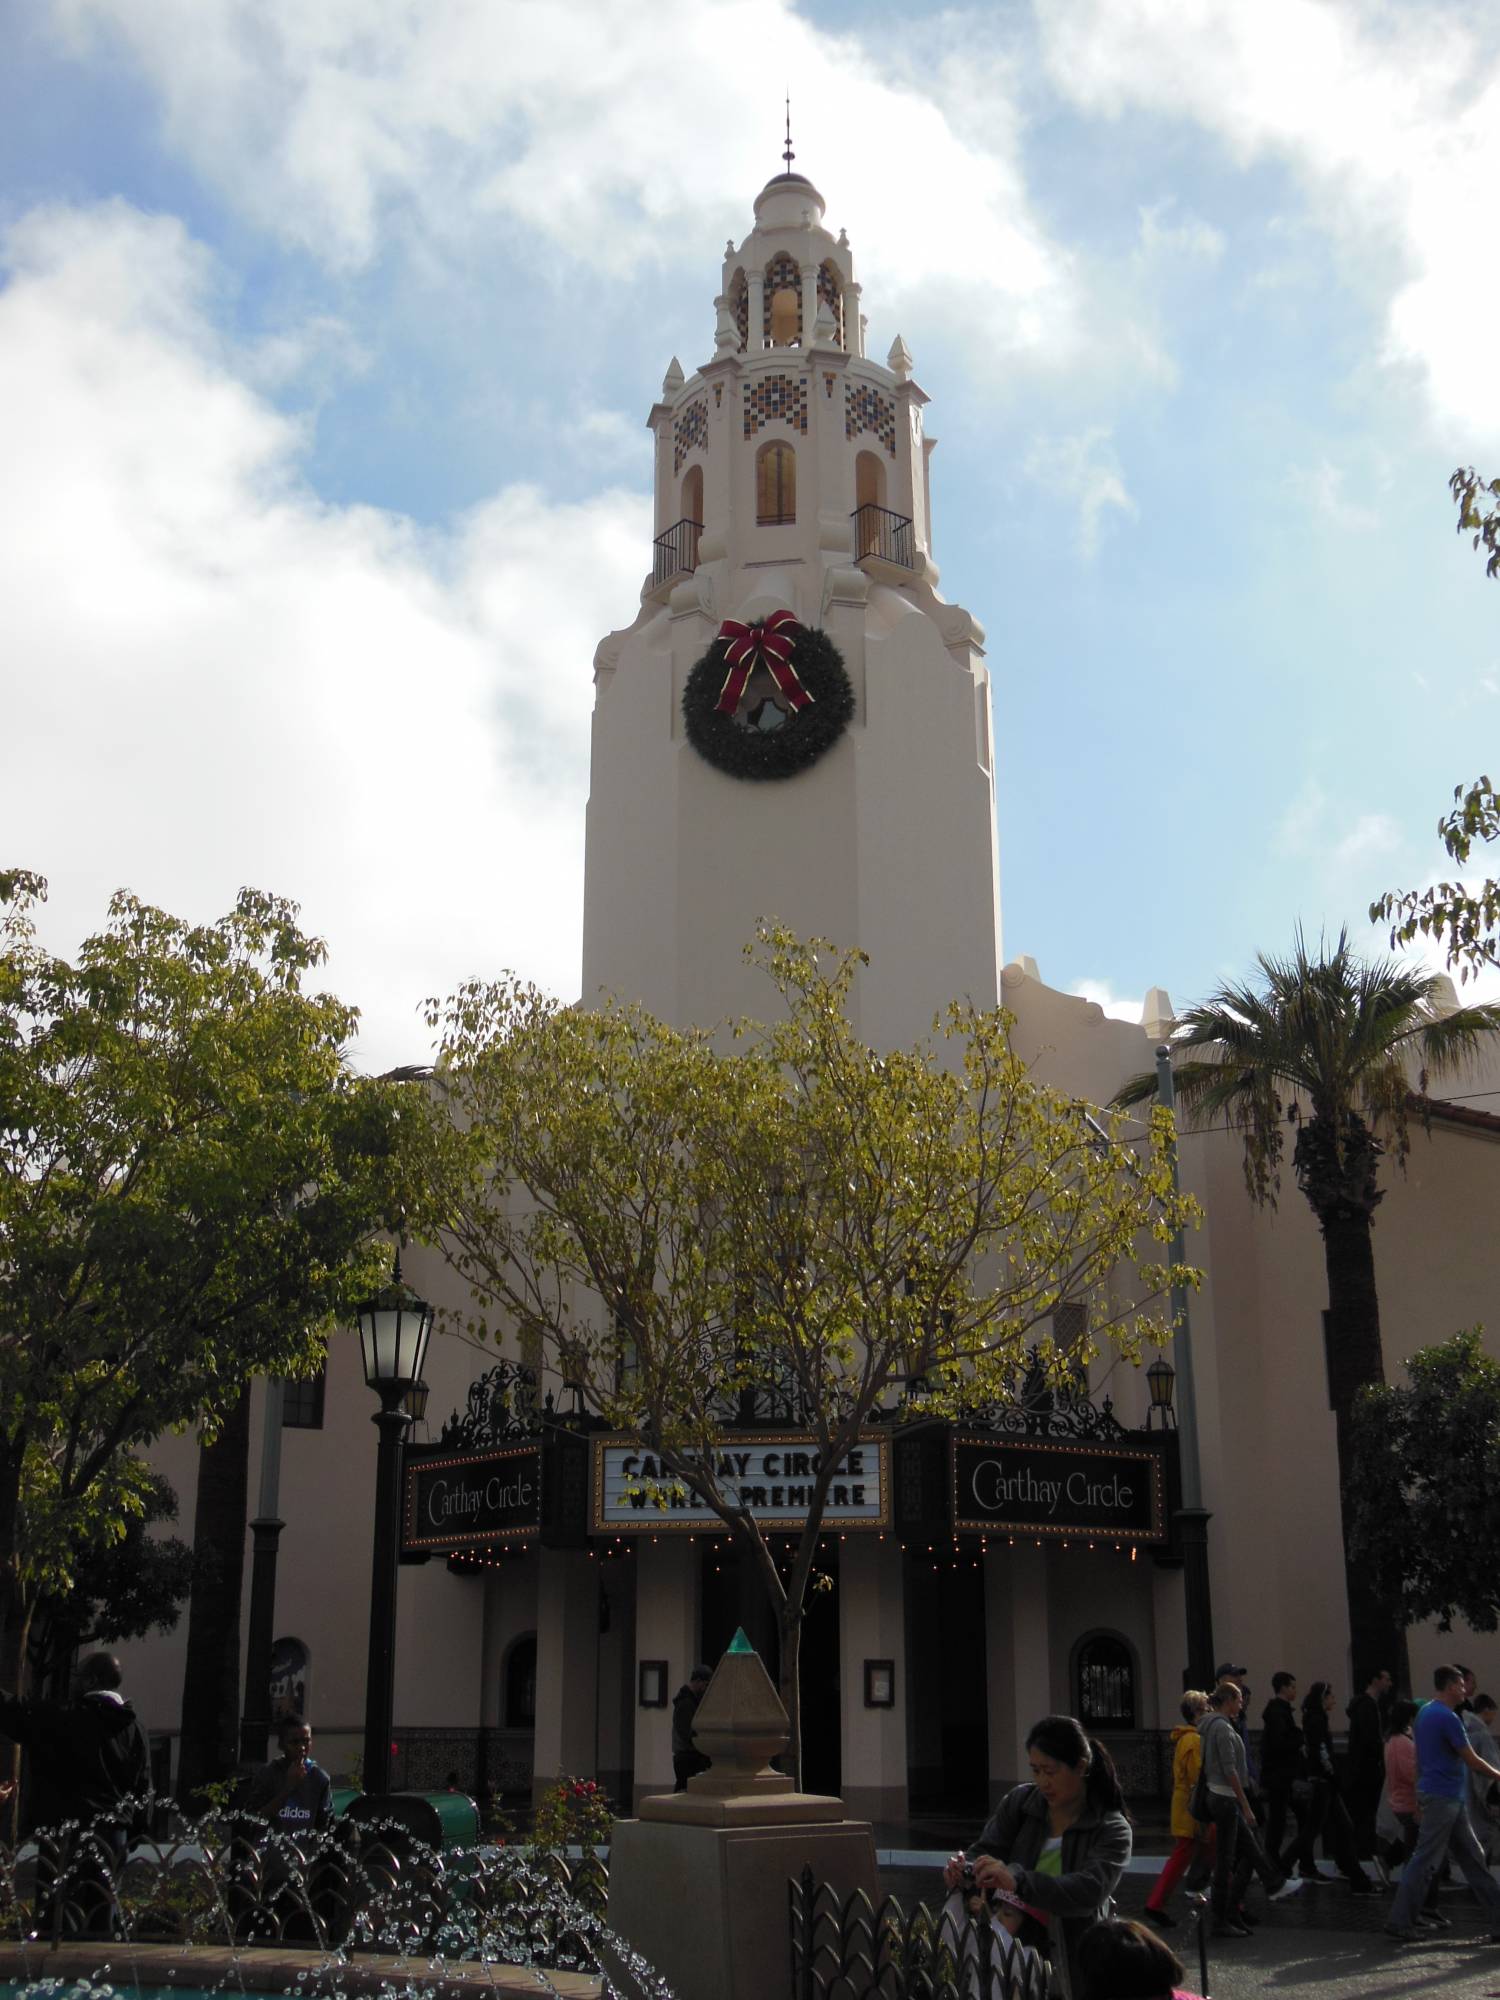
1302, 1682, 1375, 1893
671, 1665, 712, 1790
1260, 1673, 1327, 1880
1345, 1667, 1393, 1865
0, 1651, 150, 1935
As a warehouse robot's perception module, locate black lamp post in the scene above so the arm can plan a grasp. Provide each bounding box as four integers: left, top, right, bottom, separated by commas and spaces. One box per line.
357, 1251, 433, 1796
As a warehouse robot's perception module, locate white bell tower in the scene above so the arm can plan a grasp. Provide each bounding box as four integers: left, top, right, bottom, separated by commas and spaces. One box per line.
581, 157, 1001, 1045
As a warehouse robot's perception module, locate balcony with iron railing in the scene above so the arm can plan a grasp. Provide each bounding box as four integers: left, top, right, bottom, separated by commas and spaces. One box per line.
851, 502, 916, 570
651, 517, 703, 588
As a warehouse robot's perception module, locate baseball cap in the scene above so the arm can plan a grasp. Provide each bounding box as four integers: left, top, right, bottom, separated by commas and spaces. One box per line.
1215, 1661, 1248, 1679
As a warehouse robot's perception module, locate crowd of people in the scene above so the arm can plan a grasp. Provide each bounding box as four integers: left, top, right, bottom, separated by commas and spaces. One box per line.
1130, 1657, 1500, 1951
940, 1657, 1500, 1996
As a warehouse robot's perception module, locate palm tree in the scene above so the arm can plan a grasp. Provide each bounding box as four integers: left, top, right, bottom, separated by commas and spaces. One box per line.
1115, 930, 1500, 1679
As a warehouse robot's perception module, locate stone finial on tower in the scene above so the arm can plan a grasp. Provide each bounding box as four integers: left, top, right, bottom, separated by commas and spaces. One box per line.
662, 355, 686, 395
1142, 987, 1176, 1041
713, 297, 738, 355
887, 334, 913, 381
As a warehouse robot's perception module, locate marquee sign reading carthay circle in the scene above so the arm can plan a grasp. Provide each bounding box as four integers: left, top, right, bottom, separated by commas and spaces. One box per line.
403, 1442, 541, 1552
950, 1434, 1166, 1542
592, 1431, 889, 1533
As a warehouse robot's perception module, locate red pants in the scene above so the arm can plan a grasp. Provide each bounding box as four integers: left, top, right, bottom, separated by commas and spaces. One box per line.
1146, 1830, 1215, 1911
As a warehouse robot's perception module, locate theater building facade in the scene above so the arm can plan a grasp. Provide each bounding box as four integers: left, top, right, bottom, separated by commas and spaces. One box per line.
125, 165, 1500, 1818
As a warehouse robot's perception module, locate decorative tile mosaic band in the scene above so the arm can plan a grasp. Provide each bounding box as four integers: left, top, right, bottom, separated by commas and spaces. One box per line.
818, 260, 844, 346
730, 270, 749, 351
743, 373, 809, 439
845, 381, 897, 454
673, 398, 709, 475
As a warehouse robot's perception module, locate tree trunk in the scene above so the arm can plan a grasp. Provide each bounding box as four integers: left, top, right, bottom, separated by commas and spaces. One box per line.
779, 1604, 802, 1792
1318, 1200, 1409, 1686
177, 1395, 252, 1798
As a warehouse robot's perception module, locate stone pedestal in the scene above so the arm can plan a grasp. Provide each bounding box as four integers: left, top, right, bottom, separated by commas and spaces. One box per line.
608, 1814, 878, 2000
606, 1628, 878, 2000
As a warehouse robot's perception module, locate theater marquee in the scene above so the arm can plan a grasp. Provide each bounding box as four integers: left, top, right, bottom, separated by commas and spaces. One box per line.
402, 1442, 541, 1552
592, 1432, 890, 1533
950, 1434, 1167, 1542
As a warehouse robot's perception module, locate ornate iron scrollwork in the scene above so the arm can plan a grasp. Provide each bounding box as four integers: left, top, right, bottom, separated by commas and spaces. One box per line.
439, 1358, 540, 1448
962, 1344, 1127, 1441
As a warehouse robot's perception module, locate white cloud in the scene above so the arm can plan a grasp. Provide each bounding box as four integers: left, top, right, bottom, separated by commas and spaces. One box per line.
0, 198, 650, 1071
1332, 812, 1400, 870
50, 0, 1090, 378
1037, 0, 1500, 439
1286, 457, 1380, 531
1023, 426, 1138, 559
1071, 979, 1144, 1023
1137, 201, 1224, 266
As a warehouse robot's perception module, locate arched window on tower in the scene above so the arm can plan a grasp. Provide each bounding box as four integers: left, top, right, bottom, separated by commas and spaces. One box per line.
1075, 1632, 1136, 1731
764, 254, 802, 346
756, 441, 796, 525
854, 450, 886, 555
681, 464, 704, 534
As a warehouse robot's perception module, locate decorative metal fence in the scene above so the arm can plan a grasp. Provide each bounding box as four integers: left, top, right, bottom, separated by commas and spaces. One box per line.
789, 1868, 1052, 2000
2, 1808, 606, 1962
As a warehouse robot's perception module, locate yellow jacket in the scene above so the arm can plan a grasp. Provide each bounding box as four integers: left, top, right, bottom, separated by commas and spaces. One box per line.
1170, 1723, 1204, 1839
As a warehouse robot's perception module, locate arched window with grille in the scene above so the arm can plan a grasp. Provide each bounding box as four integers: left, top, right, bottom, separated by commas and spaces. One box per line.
756, 440, 796, 525
1075, 1632, 1136, 1731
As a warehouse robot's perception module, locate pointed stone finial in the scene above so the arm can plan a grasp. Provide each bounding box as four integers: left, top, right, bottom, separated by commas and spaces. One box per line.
888, 334, 913, 380
1428, 973, 1460, 1017
783, 93, 795, 171
1143, 987, 1176, 1041
837, 227, 849, 248
662, 356, 685, 395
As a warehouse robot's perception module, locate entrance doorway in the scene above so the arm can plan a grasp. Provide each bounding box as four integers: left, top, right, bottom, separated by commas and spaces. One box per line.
905, 1556, 988, 1813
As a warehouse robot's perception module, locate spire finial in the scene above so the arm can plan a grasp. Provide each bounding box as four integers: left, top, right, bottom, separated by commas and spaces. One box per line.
783, 94, 794, 171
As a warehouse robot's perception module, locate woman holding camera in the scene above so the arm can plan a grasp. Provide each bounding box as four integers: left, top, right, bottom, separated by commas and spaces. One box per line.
943, 1714, 1132, 1997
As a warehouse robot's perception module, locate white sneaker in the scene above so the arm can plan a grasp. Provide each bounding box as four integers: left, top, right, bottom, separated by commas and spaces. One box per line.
1270, 1877, 1304, 1901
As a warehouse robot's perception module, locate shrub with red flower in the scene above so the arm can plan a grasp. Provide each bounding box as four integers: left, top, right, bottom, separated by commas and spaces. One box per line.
530, 1773, 615, 1853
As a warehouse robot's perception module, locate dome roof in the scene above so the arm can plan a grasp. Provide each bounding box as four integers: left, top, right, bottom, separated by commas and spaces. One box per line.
752, 172, 826, 228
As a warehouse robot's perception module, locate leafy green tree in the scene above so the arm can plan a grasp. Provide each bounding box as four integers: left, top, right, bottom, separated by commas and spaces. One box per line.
1115, 931, 1500, 1677
1371, 777, 1500, 983
1451, 464, 1500, 579
418, 927, 1197, 1781
1349, 1330, 1500, 1633
1370, 473, 1500, 977
0, 870, 415, 1769
27, 1466, 195, 1698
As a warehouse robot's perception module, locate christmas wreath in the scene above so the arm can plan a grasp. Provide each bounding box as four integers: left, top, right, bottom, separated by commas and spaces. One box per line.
682, 615, 854, 782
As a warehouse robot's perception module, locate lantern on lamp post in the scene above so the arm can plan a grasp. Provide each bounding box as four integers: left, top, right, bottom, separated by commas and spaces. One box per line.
1146, 1353, 1177, 1430
356, 1251, 433, 1796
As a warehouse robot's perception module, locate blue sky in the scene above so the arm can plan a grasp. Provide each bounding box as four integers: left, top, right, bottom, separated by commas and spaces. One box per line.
4, 0, 1499, 1070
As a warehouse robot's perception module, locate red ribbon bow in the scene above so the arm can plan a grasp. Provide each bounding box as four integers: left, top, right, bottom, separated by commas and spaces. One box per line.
714, 610, 811, 714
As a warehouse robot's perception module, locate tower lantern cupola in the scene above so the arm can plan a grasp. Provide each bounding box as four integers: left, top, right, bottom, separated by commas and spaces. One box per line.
645, 157, 948, 614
